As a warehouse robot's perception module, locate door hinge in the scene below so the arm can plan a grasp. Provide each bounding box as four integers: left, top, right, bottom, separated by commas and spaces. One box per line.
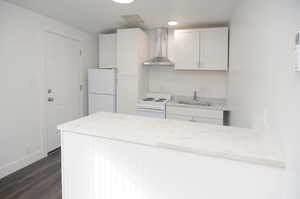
80, 84, 83, 91
80, 50, 82, 56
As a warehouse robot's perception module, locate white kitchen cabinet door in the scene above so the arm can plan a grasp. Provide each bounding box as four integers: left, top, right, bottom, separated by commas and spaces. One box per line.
99, 34, 116, 68
193, 116, 223, 125
117, 75, 138, 114
174, 30, 200, 70
167, 105, 224, 125
61, 132, 94, 199
174, 27, 228, 71
166, 113, 193, 122
115, 28, 148, 116
61, 131, 284, 199
117, 29, 140, 76
168, 106, 223, 118
200, 27, 228, 70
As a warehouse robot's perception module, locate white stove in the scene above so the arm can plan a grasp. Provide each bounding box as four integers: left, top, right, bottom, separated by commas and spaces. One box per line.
136, 93, 171, 119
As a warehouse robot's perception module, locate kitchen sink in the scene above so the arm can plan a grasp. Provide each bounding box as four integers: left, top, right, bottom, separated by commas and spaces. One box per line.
178, 100, 212, 107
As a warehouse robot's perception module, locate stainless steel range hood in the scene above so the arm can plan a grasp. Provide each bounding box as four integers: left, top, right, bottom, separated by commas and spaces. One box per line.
143, 28, 174, 66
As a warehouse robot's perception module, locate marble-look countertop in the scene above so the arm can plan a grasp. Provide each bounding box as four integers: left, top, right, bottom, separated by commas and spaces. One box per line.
167, 96, 230, 111
58, 112, 285, 168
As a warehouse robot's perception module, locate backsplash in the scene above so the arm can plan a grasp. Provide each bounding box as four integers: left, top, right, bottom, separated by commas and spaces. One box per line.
147, 66, 228, 98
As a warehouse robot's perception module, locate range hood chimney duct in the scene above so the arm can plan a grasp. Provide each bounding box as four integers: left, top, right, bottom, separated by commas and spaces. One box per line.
143, 28, 174, 66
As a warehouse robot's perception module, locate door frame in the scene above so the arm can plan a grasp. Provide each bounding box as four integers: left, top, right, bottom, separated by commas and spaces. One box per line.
41, 30, 83, 155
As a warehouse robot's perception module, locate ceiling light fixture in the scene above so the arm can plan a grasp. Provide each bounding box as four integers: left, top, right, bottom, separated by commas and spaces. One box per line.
168, 21, 178, 26
112, 0, 135, 4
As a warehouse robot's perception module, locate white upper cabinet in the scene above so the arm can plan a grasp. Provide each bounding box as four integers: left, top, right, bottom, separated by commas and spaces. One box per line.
99, 34, 116, 68
174, 27, 228, 71
117, 29, 141, 76
200, 28, 228, 70
174, 30, 200, 70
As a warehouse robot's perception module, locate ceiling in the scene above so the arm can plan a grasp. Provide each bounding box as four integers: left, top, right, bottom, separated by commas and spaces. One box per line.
5, 0, 237, 34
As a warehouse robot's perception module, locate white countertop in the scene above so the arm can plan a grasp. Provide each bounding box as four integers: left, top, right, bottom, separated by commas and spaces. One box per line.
58, 112, 285, 168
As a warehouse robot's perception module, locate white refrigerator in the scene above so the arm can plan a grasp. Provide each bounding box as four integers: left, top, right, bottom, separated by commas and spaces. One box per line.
88, 68, 116, 114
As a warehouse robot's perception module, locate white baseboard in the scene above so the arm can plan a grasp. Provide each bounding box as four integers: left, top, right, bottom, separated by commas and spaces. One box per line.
0, 151, 47, 179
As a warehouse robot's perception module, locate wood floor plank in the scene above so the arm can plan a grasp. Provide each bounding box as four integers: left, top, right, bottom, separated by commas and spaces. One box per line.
0, 150, 62, 199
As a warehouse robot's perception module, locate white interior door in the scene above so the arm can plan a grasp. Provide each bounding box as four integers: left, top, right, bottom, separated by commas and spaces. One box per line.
45, 32, 80, 153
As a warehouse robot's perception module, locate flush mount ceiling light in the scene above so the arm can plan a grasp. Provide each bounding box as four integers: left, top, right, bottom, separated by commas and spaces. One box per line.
112, 0, 135, 4
168, 21, 178, 26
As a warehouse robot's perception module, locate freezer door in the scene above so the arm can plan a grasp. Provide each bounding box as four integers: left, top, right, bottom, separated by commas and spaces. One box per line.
88, 69, 116, 95
88, 94, 116, 114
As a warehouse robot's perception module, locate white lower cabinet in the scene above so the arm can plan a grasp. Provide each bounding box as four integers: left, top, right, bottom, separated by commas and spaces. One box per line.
167, 113, 193, 122
166, 106, 223, 125
61, 131, 285, 199
61, 132, 94, 199
194, 116, 223, 125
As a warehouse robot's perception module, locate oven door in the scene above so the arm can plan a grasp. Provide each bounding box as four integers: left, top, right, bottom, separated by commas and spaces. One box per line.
136, 108, 166, 119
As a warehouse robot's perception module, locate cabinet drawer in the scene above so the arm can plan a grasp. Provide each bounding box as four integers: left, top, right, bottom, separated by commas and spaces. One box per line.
166, 113, 223, 125
194, 116, 223, 125
166, 113, 193, 122
167, 106, 223, 120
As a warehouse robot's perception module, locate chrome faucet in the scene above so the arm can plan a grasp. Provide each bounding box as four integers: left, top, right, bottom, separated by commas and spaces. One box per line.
193, 90, 197, 101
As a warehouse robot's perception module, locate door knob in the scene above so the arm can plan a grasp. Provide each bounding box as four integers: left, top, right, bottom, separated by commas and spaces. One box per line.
48, 97, 54, 102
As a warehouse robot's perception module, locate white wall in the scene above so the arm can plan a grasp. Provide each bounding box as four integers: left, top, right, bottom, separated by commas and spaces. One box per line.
147, 30, 228, 98
228, 0, 300, 198
0, 0, 98, 179
148, 68, 227, 98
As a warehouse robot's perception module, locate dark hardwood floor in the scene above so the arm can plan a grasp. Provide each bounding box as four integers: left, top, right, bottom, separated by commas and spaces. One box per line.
0, 150, 62, 199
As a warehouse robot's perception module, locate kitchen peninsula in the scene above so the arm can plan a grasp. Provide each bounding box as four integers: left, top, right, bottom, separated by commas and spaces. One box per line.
58, 112, 285, 199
